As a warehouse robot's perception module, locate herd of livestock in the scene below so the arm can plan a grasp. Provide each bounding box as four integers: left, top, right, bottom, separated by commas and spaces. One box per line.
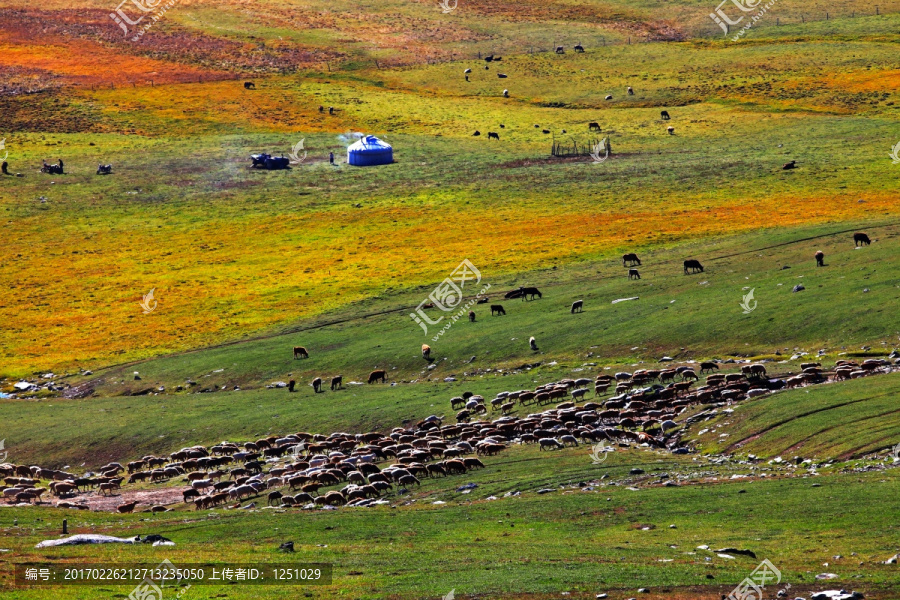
2, 354, 895, 513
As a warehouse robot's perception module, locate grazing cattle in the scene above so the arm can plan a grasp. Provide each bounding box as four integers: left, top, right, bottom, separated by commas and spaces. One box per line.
422, 344, 432, 360
368, 370, 386, 384
782, 160, 797, 170
331, 376, 342, 391
854, 232, 871, 246
498, 73, 508, 79
628, 269, 641, 280
627, 86, 634, 95
469, 310, 476, 322
555, 46, 565, 54
589, 122, 601, 131
605, 95, 613, 101
542, 129, 551, 134
464, 68, 472, 74
660, 110, 670, 120
243, 81, 255, 89
815, 250, 824, 267
476, 296, 489, 304
683, 259, 704, 274
529, 337, 538, 351
293, 346, 309, 359
700, 362, 719, 374
574, 44, 585, 53
491, 304, 506, 316
667, 126, 675, 135
622, 253, 641, 266
502, 89, 509, 98
312, 377, 322, 393
571, 300, 583, 314
488, 132, 500, 140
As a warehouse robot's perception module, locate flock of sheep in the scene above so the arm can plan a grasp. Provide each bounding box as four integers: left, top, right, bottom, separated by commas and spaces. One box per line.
2, 352, 894, 512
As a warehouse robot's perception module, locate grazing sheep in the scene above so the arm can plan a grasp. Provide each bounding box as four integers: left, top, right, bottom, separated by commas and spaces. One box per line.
243, 81, 255, 89
464, 68, 471, 74
571, 388, 588, 401
368, 370, 386, 384
628, 269, 641, 280
667, 126, 675, 135
539, 438, 563, 451
489, 132, 500, 140
293, 346, 309, 359
117, 501, 138, 513
502, 89, 509, 98
422, 344, 432, 360
782, 160, 797, 170
589, 122, 601, 131
491, 304, 506, 316
571, 300, 583, 313
472, 130, 481, 136
605, 95, 613, 101
312, 377, 322, 393
529, 336, 538, 351
574, 44, 585, 52
559, 435, 579, 447
627, 86, 634, 95
555, 46, 565, 54
815, 250, 825, 267
699, 362, 719, 373
498, 73, 508, 79
469, 310, 476, 322
331, 375, 342, 390
268, 491, 283, 505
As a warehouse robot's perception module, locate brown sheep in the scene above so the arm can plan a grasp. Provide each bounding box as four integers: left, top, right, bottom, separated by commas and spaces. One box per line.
312, 377, 322, 393
422, 344, 431, 360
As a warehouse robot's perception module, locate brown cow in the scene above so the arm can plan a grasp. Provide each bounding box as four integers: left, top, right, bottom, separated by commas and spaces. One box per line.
330, 376, 342, 391
293, 346, 309, 359
368, 370, 386, 384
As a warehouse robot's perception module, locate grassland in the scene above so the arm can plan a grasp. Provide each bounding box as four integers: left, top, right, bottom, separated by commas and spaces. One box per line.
3, 1, 900, 598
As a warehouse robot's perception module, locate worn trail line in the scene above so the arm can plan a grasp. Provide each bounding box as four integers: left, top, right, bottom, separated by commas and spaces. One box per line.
84, 221, 897, 378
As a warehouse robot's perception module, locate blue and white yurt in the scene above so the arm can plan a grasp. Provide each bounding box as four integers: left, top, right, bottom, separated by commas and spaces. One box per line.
347, 135, 393, 166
